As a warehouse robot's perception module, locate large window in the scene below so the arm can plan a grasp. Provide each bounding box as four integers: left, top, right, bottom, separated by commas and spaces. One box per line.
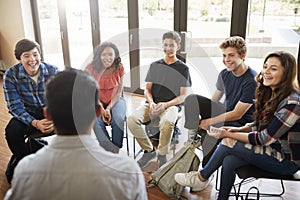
32, 0, 299, 94
138, 0, 174, 90
246, 0, 300, 73
186, 0, 232, 97
65, 0, 93, 69
98, 0, 130, 88
36, 0, 64, 70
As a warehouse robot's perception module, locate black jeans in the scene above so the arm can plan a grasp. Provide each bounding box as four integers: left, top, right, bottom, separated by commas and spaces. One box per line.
184, 94, 244, 167
5, 109, 51, 183
5, 108, 45, 160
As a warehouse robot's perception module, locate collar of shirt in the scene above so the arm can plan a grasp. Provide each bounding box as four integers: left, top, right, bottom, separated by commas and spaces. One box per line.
48, 134, 102, 150
17, 62, 50, 79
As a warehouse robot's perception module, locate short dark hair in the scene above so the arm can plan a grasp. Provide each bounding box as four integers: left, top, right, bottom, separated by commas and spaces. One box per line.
45, 68, 99, 134
162, 31, 181, 44
14, 39, 41, 60
91, 42, 121, 72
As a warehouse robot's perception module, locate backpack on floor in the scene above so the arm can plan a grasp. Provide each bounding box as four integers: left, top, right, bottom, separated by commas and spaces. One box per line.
148, 140, 200, 198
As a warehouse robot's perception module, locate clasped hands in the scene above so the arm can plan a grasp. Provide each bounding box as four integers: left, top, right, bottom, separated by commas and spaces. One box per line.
208, 126, 240, 139
36, 119, 54, 134
150, 102, 167, 116
101, 107, 112, 125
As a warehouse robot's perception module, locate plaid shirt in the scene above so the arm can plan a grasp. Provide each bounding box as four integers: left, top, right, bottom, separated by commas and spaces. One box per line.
3, 62, 58, 125
248, 92, 300, 168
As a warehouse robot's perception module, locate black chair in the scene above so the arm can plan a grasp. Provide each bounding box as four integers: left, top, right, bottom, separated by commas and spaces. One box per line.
5, 131, 53, 184
214, 164, 300, 199
26, 131, 53, 152
232, 165, 300, 199
106, 116, 130, 155
104, 93, 130, 155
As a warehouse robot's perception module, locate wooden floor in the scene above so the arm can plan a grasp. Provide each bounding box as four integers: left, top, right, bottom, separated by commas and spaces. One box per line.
1, 76, 300, 200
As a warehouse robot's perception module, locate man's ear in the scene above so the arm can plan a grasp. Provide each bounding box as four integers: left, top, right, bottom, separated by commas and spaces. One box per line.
176, 43, 181, 51
96, 104, 101, 118
241, 52, 246, 61
43, 107, 52, 120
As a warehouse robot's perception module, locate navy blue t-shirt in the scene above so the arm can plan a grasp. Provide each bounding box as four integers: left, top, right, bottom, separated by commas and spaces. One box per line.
216, 67, 257, 123
145, 59, 192, 104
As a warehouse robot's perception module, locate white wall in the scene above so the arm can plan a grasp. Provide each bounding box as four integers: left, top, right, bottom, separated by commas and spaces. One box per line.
0, 0, 34, 68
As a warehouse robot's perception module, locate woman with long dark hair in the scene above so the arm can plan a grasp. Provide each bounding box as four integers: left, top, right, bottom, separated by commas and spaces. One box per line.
175, 51, 300, 200
86, 42, 126, 153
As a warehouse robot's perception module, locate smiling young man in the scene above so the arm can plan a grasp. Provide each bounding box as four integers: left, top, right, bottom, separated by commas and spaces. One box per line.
175, 51, 300, 200
128, 31, 192, 168
3, 39, 58, 183
183, 36, 257, 168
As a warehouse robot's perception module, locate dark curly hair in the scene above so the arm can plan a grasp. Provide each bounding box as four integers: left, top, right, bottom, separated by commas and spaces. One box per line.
253, 51, 299, 131
91, 42, 121, 72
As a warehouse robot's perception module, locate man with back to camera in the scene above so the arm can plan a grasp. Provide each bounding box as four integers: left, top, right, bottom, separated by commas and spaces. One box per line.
5, 68, 147, 200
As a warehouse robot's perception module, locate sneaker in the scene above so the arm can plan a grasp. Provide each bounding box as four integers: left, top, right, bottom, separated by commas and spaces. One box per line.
5, 155, 18, 184
157, 154, 167, 167
137, 149, 156, 168
174, 171, 212, 192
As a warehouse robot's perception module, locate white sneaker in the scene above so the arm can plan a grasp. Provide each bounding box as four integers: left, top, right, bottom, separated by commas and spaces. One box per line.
174, 171, 212, 192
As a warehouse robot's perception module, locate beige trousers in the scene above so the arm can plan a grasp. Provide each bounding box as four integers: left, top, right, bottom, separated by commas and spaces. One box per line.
128, 103, 178, 155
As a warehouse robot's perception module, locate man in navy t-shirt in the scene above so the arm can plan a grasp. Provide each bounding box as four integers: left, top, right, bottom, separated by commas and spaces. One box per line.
184, 36, 257, 167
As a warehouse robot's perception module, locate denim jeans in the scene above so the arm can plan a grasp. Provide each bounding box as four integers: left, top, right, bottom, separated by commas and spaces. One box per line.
200, 141, 298, 200
96, 97, 126, 148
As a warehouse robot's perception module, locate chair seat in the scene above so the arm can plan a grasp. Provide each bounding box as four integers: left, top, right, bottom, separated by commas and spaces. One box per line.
27, 130, 54, 139
235, 165, 298, 181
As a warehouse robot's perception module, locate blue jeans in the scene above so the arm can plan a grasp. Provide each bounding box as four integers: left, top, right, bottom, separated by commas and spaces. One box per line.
96, 97, 126, 148
200, 141, 298, 200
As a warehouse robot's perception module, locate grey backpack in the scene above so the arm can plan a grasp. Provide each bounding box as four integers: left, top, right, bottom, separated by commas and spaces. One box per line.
149, 141, 200, 198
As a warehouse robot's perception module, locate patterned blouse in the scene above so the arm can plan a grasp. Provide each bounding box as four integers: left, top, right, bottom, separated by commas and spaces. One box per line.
247, 92, 300, 168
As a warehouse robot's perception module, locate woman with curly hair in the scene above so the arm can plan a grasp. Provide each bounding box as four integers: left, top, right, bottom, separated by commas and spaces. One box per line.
86, 42, 126, 153
175, 51, 300, 199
